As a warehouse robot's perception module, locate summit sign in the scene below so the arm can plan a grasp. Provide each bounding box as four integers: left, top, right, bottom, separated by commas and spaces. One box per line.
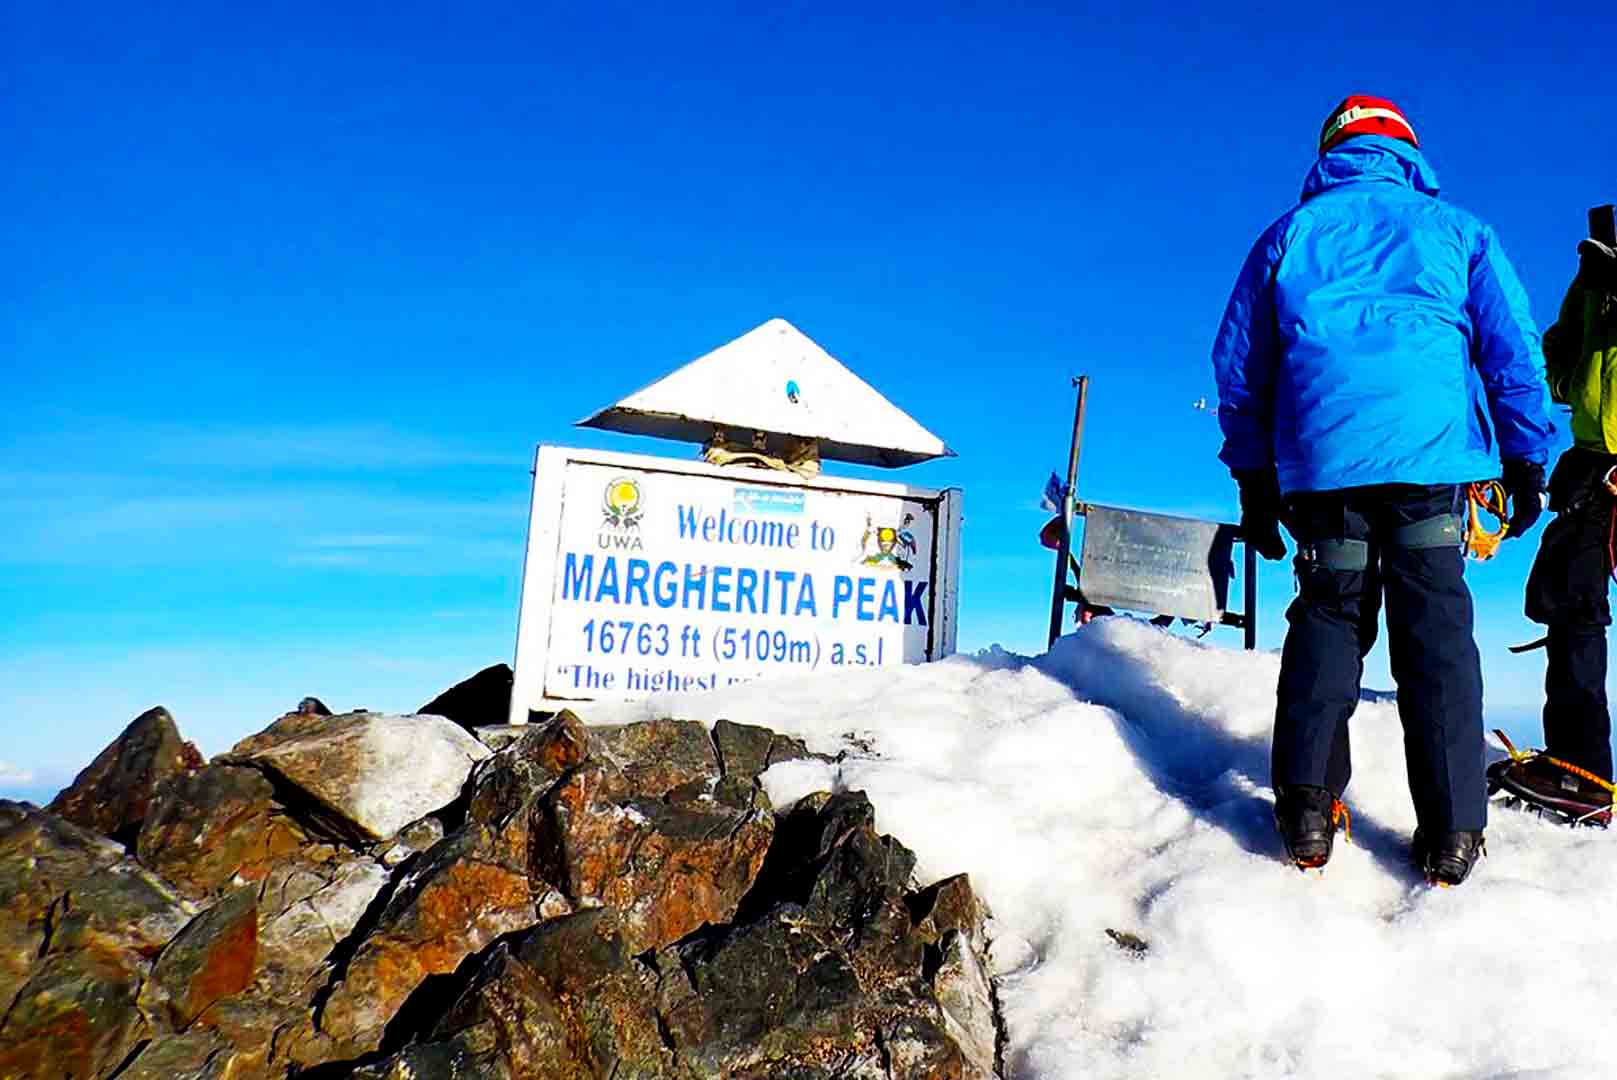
508, 317, 959, 722
507, 446, 961, 721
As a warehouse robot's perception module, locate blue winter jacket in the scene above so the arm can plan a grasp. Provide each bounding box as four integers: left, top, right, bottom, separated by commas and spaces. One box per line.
1212, 135, 1556, 495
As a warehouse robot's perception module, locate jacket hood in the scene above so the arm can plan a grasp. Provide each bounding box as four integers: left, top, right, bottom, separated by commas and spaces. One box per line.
1301, 134, 1441, 201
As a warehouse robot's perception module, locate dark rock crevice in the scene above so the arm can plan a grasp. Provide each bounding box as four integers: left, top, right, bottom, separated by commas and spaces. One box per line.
103, 1035, 152, 1079
377, 922, 535, 1056
220, 757, 393, 852
874, 1023, 895, 1080
0, 983, 21, 1044
652, 1005, 677, 1055
307, 849, 420, 1029
707, 724, 732, 782
920, 935, 949, 987
989, 959, 1010, 1080
36, 890, 67, 961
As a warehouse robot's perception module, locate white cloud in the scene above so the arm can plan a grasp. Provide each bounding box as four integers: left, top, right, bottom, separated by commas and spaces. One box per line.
305, 534, 427, 549
142, 424, 529, 470
0, 761, 35, 785
0, 489, 524, 568
3, 422, 528, 474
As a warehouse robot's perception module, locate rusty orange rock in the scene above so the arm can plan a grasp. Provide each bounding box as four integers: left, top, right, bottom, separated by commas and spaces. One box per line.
138, 765, 309, 902
0, 802, 192, 1078
537, 761, 774, 953
309, 820, 542, 1062
48, 706, 204, 847
145, 885, 259, 1030
587, 718, 720, 798
466, 710, 588, 828
530, 709, 589, 774
400, 908, 673, 1078
0, 947, 152, 1079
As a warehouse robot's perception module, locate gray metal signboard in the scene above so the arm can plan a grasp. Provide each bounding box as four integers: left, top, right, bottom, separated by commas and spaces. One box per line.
1078, 505, 1238, 624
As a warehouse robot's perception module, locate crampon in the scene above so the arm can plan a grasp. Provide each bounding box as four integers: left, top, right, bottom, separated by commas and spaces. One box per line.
1487, 730, 1614, 828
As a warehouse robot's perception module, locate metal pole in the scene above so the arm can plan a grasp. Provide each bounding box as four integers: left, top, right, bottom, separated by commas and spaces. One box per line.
1047, 375, 1089, 647
1243, 541, 1258, 650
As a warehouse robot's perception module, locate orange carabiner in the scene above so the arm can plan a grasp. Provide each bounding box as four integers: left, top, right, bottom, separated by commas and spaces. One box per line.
1466, 481, 1509, 560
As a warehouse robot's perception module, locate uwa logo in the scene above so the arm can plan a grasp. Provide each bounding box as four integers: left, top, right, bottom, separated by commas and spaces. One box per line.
599, 475, 645, 551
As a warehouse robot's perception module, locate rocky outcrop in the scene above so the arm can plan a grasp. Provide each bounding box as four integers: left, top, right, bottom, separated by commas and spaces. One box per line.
465, 710, 588, 826
586, 718, 720, 795
0, 802, 193, 1079
712, 715, 815, 780
306, 818, 549, 1064
138, 764, 309, 901
363, 789, 1000, 1080
47, 705, 204, 847
115, 1029, 238, 1079
535, 756, 775, 953
186, 849, 389, 1077
142, 884, 259, 1030
353, 906, 672, 1079
419, 663, 515, 732
650, 791, 997, 1079
224, 711, 491, 843
0, 685, 1003, 1079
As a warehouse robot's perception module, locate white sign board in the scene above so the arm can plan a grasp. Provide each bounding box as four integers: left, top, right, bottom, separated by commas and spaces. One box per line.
509, 445, 961, 722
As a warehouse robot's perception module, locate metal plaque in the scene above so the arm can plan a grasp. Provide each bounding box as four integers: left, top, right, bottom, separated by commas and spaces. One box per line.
1078, 505, 1239, 623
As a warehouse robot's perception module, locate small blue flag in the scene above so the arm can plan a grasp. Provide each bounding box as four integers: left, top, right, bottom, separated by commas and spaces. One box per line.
1041, 472, 1066, 512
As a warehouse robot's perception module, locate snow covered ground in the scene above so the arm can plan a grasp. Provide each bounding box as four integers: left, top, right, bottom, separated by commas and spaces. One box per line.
583, 618, 1614, 1079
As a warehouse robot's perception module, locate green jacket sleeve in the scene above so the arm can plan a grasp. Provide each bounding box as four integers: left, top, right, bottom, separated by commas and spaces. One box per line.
1542, 281, 1584, 406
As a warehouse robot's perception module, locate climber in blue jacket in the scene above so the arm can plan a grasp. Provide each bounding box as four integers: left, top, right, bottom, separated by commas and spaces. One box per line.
1211, 95, 1557, 885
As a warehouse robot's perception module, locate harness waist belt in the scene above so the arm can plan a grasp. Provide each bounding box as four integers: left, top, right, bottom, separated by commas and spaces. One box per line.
1305, 513, 1462, 571
1311, 538, 1369, 571
1394, 513, 1463, 550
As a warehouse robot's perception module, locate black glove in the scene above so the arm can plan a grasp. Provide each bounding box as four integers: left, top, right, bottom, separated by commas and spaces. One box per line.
1234, 468, 1287, 561
1501, 458, 1546, 540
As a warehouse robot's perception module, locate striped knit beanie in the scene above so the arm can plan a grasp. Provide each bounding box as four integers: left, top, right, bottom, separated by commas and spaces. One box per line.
1319, 95, 1419, 154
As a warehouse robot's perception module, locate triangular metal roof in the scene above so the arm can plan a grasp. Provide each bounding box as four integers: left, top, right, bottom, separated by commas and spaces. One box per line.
577, 318, 953, 468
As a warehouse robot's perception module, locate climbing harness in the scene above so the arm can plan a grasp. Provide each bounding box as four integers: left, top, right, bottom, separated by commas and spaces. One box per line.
1465, 480, 1510, 560
1606, 497, 1617, 586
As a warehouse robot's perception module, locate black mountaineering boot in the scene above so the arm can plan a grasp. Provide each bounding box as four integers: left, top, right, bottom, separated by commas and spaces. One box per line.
1275, 785, 1341, 870
1413, 830, 1486, 887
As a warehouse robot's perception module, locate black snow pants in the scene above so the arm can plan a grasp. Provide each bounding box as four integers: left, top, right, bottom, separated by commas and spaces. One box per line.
1525, 447, 1616, 782
1272, 484, 1486, 833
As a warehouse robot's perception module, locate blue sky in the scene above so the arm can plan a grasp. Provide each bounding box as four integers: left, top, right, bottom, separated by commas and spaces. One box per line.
5, 1, 1614, 799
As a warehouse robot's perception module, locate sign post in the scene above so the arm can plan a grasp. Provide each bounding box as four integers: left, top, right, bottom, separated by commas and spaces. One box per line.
1046, 376, 1088, 647
1041, 377, 1258, 648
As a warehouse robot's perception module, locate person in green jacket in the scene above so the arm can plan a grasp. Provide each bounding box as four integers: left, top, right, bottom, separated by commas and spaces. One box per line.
1496, 226, 1617, 824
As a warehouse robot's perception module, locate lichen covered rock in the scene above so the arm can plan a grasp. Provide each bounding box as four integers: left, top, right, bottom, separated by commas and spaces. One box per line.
227, 711, 491, 842
0, 802, 193, 1078
137, 764, 307, 901
47, 705, 204, 847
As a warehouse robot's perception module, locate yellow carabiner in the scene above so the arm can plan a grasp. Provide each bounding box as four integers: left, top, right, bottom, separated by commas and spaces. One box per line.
1466, 481, 1509, 560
